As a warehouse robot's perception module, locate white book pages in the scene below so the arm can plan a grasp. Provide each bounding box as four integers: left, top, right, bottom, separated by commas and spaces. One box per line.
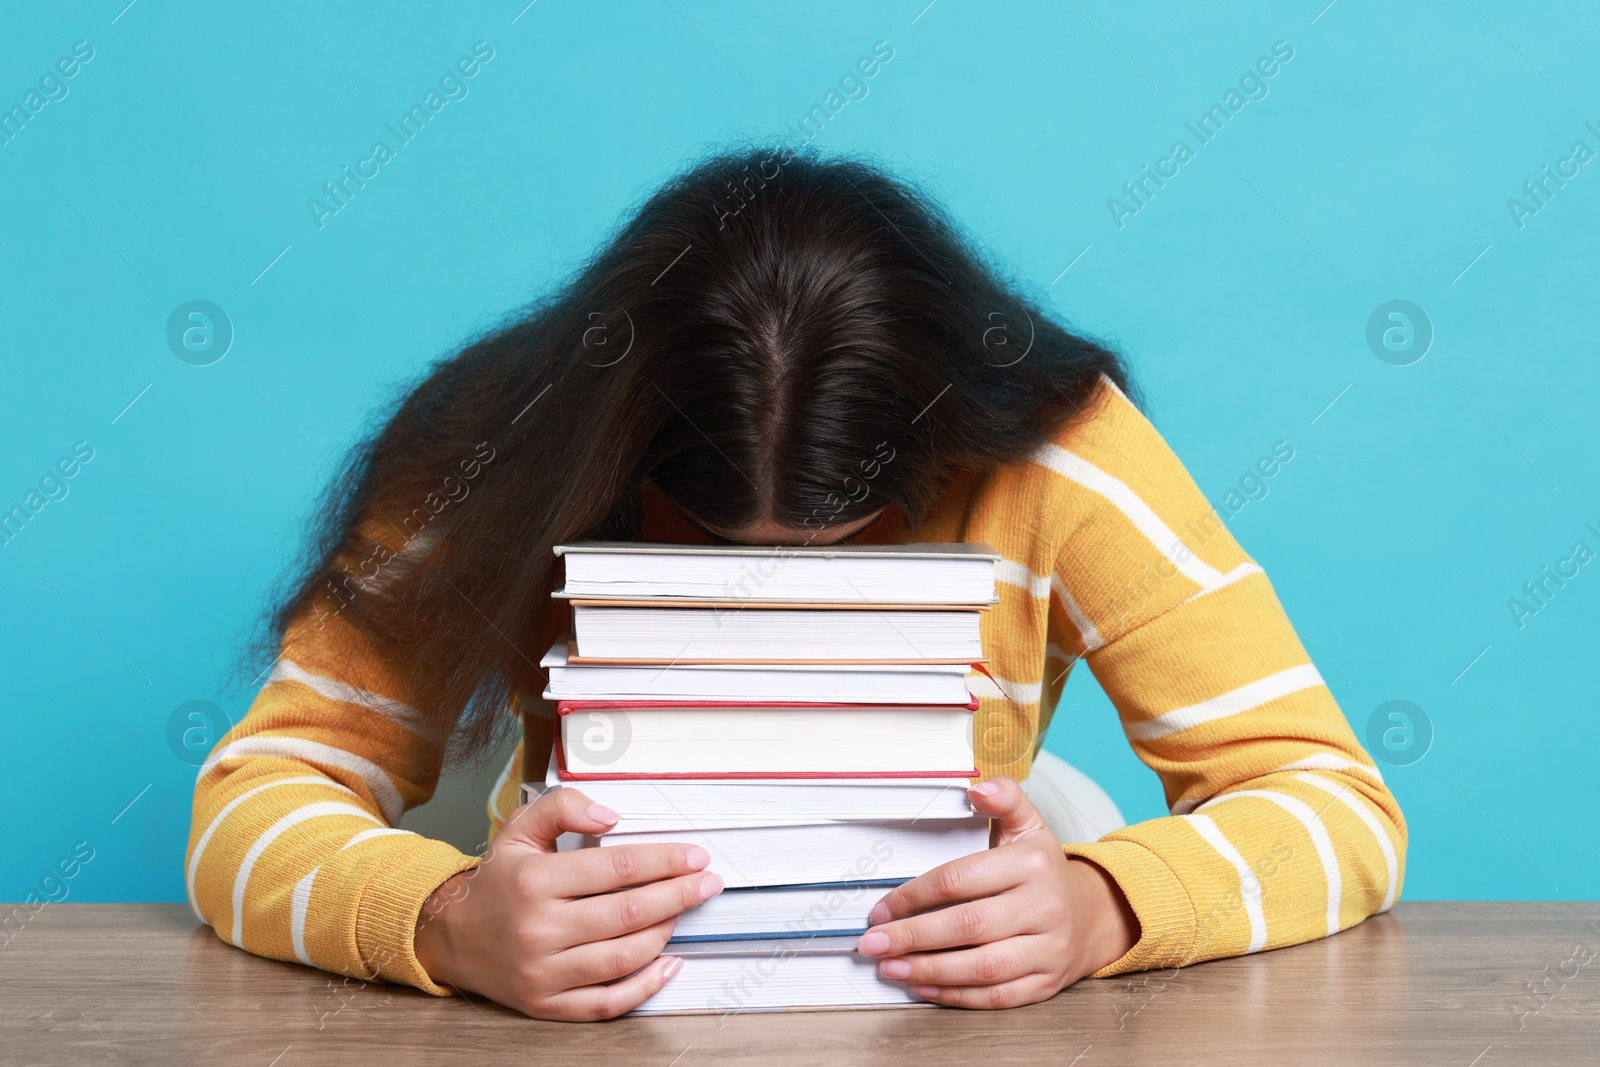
558, 706, 975, 776
545, 781, 975, 823
573, 817, 992, 889
629, 936, 923, 1014
671, 881, 900, 940
539, 639, 973, 703
525, 753, 977, 824
572, 605, 984, 661
556, 541, 998, 605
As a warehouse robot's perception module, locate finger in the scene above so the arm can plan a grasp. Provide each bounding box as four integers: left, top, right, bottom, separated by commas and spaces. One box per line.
907, 972, 1061, 1010
967, 777, 1050, 846
857, 895, 1025, 958
876, 937, 1041, 986
547, 916, 678, 988
549, 841, 712, 897
566, 869, 724, 938
534, 952, 685, 1022
867, 847, 1030, 926
500, 786, 619, 853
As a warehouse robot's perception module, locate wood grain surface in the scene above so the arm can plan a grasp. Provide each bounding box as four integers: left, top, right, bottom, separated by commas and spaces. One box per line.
2, 902, 1596, 1065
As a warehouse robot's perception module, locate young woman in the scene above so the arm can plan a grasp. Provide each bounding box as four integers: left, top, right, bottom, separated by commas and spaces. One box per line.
189, 149, 1405, 1020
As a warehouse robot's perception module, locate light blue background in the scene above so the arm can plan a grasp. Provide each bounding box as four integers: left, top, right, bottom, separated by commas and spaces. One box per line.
2, 1, 1595, 904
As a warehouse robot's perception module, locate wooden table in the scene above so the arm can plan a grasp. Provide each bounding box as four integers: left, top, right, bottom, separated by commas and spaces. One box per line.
3, 903, 1596, 1064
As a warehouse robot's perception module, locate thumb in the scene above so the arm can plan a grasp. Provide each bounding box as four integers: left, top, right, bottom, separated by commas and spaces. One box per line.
967, 776, 1050, 846
498, 786, 619, 854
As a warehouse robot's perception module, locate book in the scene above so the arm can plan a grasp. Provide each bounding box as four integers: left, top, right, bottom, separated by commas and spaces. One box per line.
630, 936, 925, 1015
535, 538, 997, 1013
567, 603, 985, 663
559, 817, 993, 890
668, 879, 906, 943
522, 773, 976, 827
539, 640, 974, 704
554, 540, 1000, 604
554, 699, 979, 778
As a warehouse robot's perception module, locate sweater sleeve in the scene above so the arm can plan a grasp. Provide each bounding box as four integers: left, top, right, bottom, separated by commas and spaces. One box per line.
1043, 382, 1406, 975
185, 524, 481, 994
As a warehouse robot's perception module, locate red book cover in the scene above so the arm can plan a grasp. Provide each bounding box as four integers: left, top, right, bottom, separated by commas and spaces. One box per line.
553, 697, 980, 714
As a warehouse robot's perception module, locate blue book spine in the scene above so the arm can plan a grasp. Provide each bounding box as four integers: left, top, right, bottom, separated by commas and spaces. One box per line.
715, 877, 908, 893
666, 877, 909, 944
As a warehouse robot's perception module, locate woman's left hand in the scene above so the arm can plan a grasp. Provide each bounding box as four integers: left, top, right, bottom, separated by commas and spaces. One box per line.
855, 775, 1140, 1009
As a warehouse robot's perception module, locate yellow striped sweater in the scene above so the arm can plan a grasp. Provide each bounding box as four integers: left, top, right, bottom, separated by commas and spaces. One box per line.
187, 377, 1405, 993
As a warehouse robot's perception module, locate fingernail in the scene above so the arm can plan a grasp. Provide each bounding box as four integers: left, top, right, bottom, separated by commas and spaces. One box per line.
857, 929, 890, 957
661, 955, 683, 979
868, 902, 890, 926
911, 985, 940, 999
686, 846, 711, 870
969, 780, 1000, 797
879, 959, 911, 980
698, 872, 724, 901
587, 803, 619, 824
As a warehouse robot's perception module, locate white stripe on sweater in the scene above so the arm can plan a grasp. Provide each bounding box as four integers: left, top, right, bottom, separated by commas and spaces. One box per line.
1182, 813, 1267, 953
1169, 749, 1384, 816
1199, 789, 1342, 938
289, 867, 319, 965
186, 775, 354, 922
1272, 751, 1385, 784
967, 671, 1042, 704
344, 525, 442, 594
1030, 443, 1225, 589
1185, 562, 1264, 602
995, 558, 1050, 598
1295, 772, 1400, 913
488, 747, 519, 825
290, 827, 414, 965
267, 659, 443, 744
1124, 664, 1324, 742
1100, 372, 1135, 407
338, 826, 414, 852
201, 737, 405, 824
996, 557, 1105, 654
1051, 574, 1105, 653
232, 802, 380, 947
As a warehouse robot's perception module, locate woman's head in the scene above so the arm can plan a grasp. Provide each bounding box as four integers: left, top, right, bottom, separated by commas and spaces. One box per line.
594, 149, 1129, 538
263, 146, 1129, 750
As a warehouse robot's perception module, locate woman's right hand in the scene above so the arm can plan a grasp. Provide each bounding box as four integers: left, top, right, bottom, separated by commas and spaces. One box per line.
413, 786, 724, 1020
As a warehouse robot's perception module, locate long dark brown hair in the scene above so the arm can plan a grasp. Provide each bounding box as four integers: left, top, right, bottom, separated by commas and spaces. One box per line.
256, 146, 1131, 758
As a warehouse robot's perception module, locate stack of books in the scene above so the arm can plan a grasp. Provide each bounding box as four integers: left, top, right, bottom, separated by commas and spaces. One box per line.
523, 540, 1001, 1014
